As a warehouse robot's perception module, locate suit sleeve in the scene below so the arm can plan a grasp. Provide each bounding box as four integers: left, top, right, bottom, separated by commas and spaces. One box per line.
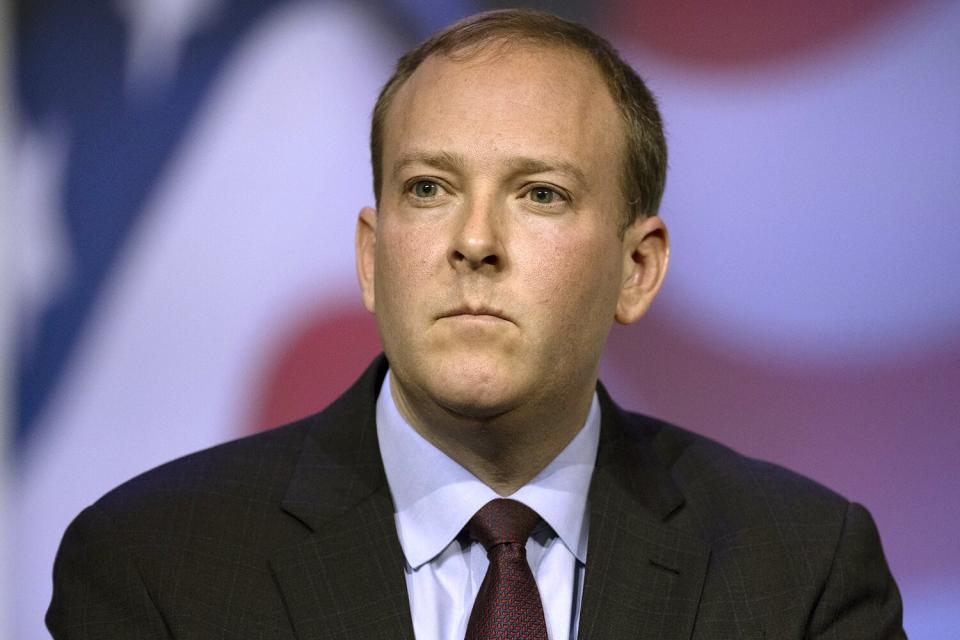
46, 504, 172, 640
807, 502, 906, 639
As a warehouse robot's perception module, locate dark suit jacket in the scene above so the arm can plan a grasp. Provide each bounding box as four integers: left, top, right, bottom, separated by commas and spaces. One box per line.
47, 356, 904, 639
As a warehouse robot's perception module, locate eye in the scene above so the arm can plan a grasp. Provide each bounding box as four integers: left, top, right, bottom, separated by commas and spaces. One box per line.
410, 180, 444, 198
527, 186, 565, 205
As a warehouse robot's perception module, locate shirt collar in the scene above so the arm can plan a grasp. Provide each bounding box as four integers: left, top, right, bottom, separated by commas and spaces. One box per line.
377, 370, 600, 570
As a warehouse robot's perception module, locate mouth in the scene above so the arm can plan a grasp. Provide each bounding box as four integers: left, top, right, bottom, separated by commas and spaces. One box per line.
437, 305, 512, 323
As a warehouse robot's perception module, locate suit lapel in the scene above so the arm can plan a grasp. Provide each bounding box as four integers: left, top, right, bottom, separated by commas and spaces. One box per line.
578, 387, 710, 640
269, 357, 415, 640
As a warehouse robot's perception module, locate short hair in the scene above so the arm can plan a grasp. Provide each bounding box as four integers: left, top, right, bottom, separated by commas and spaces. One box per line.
370, 9, 667, 227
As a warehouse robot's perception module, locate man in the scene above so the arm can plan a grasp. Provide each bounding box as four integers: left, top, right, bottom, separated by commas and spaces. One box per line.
47, 9, 904, 639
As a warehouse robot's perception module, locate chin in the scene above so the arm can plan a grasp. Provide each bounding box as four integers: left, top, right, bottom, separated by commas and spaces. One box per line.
428, 354, 524, 419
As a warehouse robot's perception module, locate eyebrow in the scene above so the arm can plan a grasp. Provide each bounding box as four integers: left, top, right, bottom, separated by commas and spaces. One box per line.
392, 151, 466, 179
391, 152, 589, 189
505, 156, 588, 189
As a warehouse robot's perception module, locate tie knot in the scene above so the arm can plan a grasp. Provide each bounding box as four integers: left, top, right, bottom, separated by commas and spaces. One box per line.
468, 499, 541, 551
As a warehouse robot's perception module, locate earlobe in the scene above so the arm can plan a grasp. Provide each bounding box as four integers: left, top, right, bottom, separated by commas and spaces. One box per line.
355, 206, 378, 313
615, 215, 669, 325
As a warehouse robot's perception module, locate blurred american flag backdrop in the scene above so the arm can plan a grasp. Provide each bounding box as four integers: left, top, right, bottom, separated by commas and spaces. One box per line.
7, 1, 960, 637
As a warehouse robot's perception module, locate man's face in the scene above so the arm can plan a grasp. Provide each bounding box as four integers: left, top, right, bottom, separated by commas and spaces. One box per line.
357, 44, 656, 423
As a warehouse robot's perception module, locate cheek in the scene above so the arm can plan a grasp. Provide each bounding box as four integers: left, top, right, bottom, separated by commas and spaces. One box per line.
377, 224, 438, 293
524, 230, 621, 309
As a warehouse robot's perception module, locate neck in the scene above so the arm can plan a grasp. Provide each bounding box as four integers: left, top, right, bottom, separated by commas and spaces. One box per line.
389, 373, 595, 495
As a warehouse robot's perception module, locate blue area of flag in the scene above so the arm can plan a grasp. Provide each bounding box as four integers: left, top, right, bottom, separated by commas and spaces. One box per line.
15, 0, 283, 449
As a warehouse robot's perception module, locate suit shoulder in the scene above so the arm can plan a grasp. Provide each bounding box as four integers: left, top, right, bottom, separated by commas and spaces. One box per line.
621, 409, 851, 528
618, 410, 904, 635
91, 415, 315, 526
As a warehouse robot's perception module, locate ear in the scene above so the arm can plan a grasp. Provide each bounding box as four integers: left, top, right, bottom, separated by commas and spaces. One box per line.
355, 206, 378, 313
615, 215, 669, 325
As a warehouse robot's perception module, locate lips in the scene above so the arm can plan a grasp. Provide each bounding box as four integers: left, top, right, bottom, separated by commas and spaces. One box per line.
437, 305, 511, 323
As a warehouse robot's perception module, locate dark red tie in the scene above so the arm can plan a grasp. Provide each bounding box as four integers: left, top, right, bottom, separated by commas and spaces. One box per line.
464, 499, 548, 640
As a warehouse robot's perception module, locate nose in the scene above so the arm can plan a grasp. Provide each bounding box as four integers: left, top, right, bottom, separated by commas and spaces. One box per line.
449, 195, 504, 271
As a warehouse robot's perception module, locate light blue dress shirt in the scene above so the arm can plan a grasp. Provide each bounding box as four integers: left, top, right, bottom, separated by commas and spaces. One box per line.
376, 371, 601, 640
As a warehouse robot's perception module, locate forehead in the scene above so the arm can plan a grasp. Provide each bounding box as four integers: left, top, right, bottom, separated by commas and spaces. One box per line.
382, 44, 624, 180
